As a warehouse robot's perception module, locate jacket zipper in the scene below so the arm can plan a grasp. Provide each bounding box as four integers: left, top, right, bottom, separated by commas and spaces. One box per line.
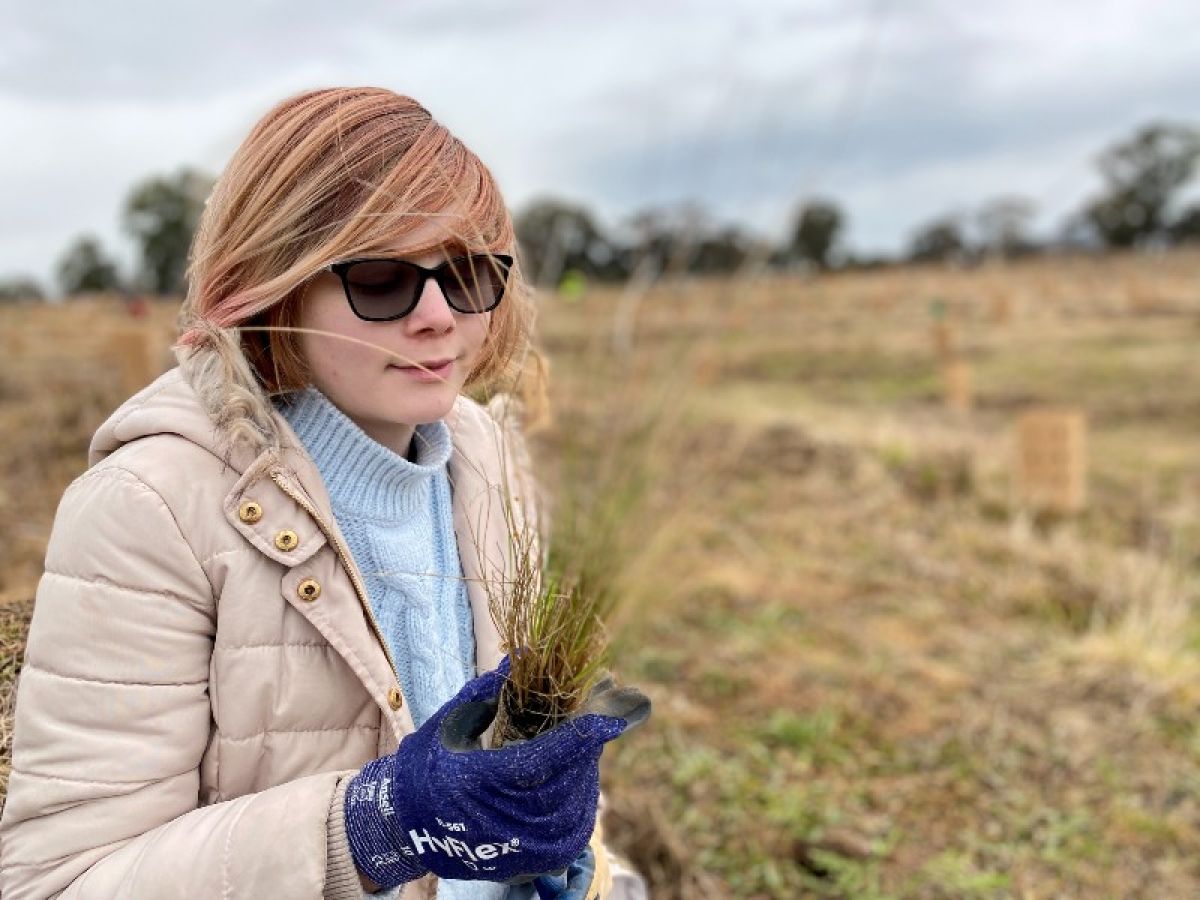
268, 469, 403, 690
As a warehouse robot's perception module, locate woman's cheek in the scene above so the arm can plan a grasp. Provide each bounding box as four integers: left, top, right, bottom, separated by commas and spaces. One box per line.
463, 317, 491, 369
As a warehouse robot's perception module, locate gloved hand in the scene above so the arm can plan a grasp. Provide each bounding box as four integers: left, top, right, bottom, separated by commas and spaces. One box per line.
343, 656, 649, 889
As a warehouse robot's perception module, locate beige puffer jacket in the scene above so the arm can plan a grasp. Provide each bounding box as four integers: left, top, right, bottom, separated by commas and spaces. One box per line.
0, 337, 635, 899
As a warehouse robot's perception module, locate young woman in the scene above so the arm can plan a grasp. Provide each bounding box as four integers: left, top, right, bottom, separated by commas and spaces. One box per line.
0, 87, 647, 900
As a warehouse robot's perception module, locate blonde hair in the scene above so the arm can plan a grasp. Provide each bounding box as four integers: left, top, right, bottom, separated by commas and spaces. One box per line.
176, 86, 536, 399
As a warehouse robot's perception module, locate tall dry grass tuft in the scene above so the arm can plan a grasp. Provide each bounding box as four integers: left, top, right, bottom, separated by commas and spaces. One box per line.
474, 302, 709, 745
1073, 549, 1200, 690
481, 512, 610, 745
1006, 514, 1200, 690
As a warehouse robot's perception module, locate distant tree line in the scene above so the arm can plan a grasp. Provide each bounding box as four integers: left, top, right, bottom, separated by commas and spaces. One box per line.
2, 119, 1199, 302
0, 167, 213, 303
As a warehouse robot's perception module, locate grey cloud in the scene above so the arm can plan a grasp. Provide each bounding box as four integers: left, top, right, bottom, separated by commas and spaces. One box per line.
3, 0, 1200, 289
0, 0, 547, 103
562, 7, 1200, 246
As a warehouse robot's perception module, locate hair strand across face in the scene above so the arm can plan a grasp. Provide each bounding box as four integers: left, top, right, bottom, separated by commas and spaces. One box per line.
176, 87, 537, 401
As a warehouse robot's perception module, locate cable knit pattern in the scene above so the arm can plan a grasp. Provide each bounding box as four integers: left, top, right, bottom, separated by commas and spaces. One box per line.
273, 386, 506, 900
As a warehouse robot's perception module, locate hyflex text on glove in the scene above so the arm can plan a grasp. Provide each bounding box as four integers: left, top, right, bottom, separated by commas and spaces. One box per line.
342, 655, 649, 889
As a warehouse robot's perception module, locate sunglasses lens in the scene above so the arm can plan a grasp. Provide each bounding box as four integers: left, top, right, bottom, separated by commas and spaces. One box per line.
339, 255, 511, 320
443, 256, 510, 313
344, 260, 422, 320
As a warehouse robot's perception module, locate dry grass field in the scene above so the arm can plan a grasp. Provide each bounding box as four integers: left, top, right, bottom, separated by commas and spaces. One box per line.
2, 250, 1199, 898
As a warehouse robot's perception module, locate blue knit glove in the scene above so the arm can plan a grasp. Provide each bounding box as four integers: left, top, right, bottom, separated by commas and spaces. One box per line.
343, 656, 647, 889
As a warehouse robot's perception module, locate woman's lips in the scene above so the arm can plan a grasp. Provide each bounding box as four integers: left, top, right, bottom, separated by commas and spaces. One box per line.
390, 359, 455, 382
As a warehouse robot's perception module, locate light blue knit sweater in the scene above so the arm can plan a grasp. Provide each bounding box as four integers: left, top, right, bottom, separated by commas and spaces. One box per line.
274, 386, 508, 900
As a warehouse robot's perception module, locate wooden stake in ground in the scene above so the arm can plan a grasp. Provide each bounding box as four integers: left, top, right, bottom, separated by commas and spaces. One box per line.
931, 322, 955, 361
942, 359, 973, 414
2, 331, 27, 359
516, 352, 554, 436
988, 291, 1012, 324
1127, 280, 1168, 316
1015, 408, 1088, 513
928, 298, 957, 362
106, 325, 169, 397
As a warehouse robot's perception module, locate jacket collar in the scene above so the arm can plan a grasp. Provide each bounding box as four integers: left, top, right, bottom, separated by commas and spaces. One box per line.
86, 356, 517, 713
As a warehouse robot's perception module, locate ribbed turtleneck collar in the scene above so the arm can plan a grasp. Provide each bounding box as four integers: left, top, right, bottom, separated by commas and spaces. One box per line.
273, 386, 453, 521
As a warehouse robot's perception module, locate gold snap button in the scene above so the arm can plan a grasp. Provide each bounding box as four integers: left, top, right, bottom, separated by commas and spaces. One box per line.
238, 499, 263, 523
274, 529, 299, 551
296, 577, 321, 602
387, 687, 404, 710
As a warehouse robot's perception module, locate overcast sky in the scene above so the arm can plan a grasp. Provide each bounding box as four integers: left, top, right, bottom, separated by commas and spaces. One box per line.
4, 0, 1199, 294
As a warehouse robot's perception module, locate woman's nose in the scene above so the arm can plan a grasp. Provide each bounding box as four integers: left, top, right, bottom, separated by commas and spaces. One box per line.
405, 275, 456, 331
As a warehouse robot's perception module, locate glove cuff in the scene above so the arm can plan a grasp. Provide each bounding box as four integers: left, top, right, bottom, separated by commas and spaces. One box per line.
343, 756, 429, 888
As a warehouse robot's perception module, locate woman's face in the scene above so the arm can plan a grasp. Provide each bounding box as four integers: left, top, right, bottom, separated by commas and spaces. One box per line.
295, 221, 494, 454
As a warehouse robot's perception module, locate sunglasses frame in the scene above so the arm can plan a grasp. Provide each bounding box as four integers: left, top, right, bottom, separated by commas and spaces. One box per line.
326, 253, 514, 322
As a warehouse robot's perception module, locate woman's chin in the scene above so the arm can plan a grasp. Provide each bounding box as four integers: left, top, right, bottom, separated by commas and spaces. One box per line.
392, 394, 458, 424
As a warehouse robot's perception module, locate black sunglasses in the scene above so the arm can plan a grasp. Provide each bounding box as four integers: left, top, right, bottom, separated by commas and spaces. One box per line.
326, 253, 513, 322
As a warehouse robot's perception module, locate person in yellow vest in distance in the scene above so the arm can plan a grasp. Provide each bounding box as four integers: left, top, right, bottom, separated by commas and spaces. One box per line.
557, 268, 587, 303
